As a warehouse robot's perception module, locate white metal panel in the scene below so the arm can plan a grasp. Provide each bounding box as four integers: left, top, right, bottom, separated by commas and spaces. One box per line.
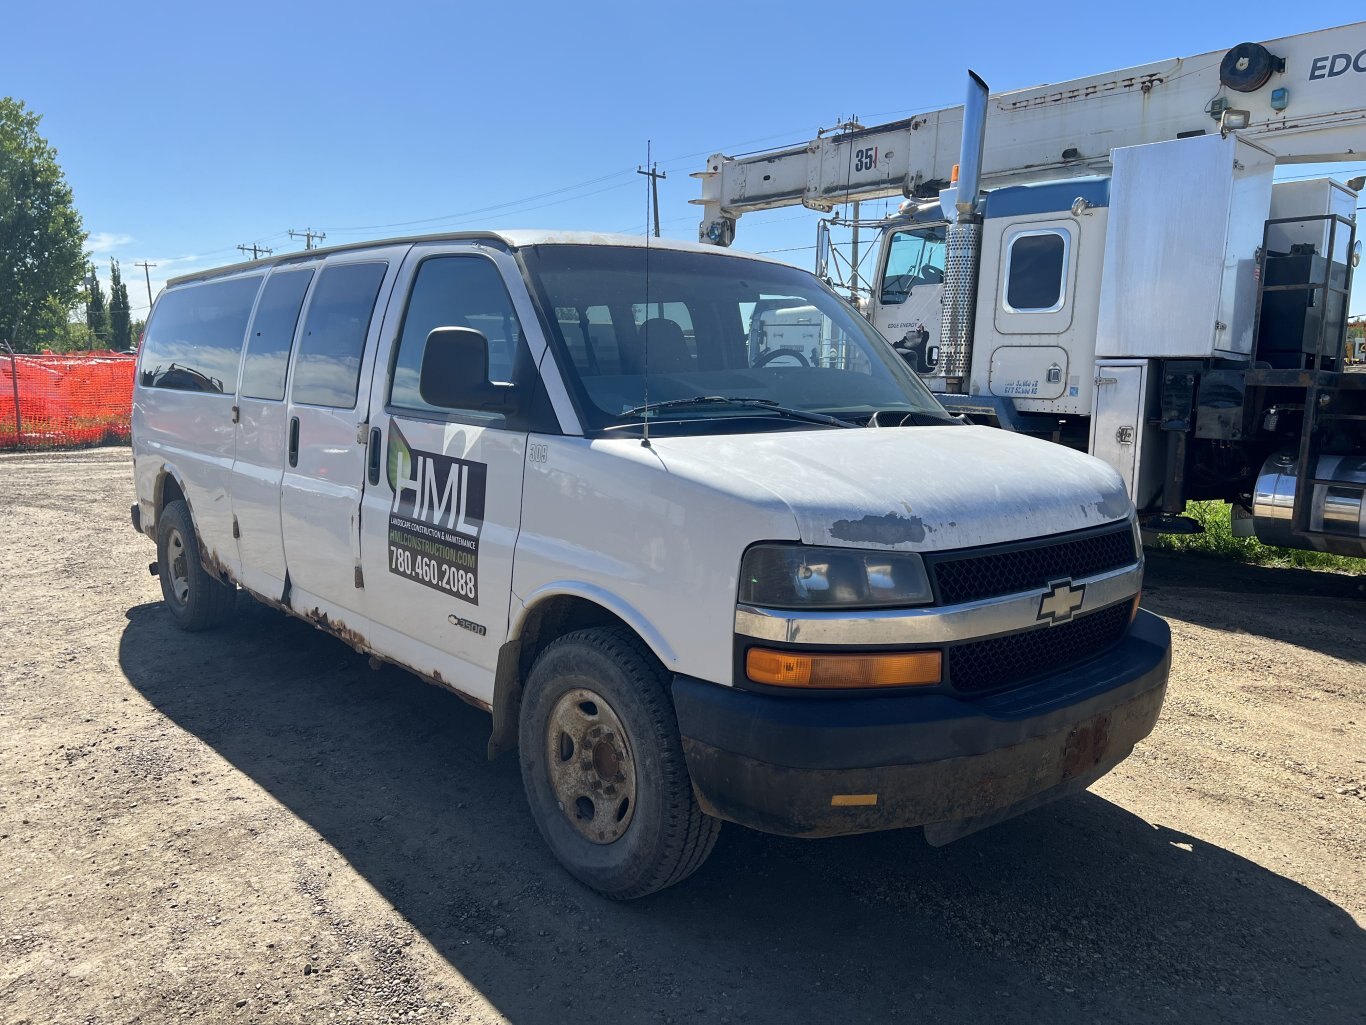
988, 346, 1069, 400
1268, 178, 1358, 257
1089, 360, 1162, 510
1221, 140, 1278, 356
131, 388, 239, 568
1097, 134, 1274, 359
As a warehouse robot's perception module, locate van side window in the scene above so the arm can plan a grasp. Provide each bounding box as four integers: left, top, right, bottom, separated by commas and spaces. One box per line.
139, 276, 262, 394
240, 270, 314, 401
291, 262, 388, 407
1003, 230, 1068, 313
390, 256, 523, 416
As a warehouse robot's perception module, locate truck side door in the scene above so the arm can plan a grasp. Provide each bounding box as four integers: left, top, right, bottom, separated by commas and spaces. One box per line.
356, 244, 550, 707
279, 249, 405, 622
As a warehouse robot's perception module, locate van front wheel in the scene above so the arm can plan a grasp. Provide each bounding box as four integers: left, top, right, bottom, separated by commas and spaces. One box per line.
518, 627, 720, 899
156, 499, 235, 631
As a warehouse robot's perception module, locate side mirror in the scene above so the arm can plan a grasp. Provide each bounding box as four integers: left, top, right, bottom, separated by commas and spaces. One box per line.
418, 326, 516, 413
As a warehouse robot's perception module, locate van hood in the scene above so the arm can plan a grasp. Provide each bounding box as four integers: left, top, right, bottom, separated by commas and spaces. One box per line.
646, 425, 1133, 552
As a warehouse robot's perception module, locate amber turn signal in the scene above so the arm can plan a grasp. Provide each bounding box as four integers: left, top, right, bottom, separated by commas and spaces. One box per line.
746, 648, 942, 689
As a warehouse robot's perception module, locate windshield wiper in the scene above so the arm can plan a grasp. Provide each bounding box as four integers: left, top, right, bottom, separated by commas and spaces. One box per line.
618, 395, 857, 428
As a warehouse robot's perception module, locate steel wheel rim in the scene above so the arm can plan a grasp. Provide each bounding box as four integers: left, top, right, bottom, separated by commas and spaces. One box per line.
545, 687, 637, 844
167, 528, 190, 605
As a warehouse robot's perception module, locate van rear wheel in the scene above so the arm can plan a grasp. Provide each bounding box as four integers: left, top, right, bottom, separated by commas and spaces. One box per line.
518, 627, 720, 899
156, 499, 235, 631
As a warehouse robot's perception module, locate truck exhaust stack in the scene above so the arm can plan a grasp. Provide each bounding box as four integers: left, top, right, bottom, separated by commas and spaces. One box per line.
939, 72, 989, 391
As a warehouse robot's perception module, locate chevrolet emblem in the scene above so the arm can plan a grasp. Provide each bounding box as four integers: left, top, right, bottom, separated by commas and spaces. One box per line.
1038, 578, 1085, 625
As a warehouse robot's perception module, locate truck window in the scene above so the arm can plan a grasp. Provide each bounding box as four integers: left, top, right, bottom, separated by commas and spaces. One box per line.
139, 276, 262, 394
291, 262, 387, 408
880, 227, 946, 305
240, 270, 314, 401
389, 256, 524, 417
1003, 229, 1068, 313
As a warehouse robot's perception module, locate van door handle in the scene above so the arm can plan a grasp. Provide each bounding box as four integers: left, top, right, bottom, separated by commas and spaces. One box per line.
367, 427, 382, 485
288, 416, 300, 468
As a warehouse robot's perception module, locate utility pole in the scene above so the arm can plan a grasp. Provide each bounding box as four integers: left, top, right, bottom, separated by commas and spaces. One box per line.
850, 200, 860, 303
636, 161, 667, 237
288, 228, 326, 251
236, 243, 274, 261
134, 261, 157, 309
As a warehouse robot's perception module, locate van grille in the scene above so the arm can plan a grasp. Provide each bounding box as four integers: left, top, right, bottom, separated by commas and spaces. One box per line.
947, 601, 1132, 695
928, 523, 1137, 606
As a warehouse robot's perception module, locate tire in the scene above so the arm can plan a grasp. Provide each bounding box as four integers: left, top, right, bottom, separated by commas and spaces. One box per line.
518, 626, 720, 899
155, 499, 236, 632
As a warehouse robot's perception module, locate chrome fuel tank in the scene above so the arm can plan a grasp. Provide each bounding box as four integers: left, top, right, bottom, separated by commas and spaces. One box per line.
1252, 452, 1366, 558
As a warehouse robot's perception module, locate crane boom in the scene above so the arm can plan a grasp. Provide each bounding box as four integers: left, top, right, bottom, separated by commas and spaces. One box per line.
694, 22, 1366, 244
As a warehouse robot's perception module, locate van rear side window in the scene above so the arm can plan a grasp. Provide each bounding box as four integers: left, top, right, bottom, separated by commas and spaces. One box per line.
291, 263, 388, 408
240, 270, 314, 401
139, 276, 262, 394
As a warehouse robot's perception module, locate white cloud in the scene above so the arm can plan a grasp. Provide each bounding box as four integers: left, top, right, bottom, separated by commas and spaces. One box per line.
87, 231, 134, 254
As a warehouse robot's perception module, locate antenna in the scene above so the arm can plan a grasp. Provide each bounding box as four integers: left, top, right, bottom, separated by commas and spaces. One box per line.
641, 140, 653, 449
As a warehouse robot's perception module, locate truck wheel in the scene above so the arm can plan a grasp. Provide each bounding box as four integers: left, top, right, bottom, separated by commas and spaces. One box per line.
518, 626, 720, 899
156, 499, 235, 632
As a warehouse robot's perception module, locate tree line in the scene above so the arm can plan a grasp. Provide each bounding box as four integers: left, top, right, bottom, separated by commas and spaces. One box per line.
83, 258, 143, 351
1, 96, 143, 354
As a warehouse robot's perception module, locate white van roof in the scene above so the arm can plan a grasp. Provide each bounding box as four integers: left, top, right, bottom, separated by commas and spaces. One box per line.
166, 230, 792, 288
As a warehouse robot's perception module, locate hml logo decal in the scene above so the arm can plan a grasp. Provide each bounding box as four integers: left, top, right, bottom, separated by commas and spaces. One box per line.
386, 422, 487, 605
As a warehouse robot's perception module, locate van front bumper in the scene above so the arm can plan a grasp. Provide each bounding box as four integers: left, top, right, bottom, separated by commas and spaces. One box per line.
672, 609, 1170, 841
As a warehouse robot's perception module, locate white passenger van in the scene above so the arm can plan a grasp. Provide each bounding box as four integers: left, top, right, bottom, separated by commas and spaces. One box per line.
131, 232, 1171, 898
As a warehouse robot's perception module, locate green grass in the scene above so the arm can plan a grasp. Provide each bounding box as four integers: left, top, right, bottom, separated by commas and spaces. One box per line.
1148, 500, 1364, 572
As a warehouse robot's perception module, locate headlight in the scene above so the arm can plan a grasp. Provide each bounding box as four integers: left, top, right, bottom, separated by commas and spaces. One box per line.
739, 544, 933, 609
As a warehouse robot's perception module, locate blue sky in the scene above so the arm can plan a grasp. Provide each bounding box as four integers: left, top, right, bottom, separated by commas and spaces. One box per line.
4, 1, 1363, 319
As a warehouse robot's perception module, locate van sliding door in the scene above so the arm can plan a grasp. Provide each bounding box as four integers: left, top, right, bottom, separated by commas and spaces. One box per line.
279, 250, 405, 622
230, 265, 317, 599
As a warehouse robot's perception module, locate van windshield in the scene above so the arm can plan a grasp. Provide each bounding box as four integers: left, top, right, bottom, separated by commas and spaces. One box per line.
523, 245, 953, 434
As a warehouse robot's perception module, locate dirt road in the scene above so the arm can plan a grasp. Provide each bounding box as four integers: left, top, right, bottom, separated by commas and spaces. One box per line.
2, 447, 1363, 1024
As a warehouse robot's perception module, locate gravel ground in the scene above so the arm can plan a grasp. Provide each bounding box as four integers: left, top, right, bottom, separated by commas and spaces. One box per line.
1, 446, 1363, 1025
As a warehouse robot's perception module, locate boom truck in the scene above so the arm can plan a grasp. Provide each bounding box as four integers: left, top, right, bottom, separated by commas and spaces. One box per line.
695, 22, 1366, 558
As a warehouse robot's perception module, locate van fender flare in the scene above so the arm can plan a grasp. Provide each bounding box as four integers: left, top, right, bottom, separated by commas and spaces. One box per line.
487, 582, 677, 759
151, 462, 193, 528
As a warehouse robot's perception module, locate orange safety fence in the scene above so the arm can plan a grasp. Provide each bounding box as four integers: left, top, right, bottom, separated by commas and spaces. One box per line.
0, 352, 137, 450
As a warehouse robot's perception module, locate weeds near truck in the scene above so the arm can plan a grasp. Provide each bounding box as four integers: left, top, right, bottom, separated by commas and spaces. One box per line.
1151, 501, 1364, 572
